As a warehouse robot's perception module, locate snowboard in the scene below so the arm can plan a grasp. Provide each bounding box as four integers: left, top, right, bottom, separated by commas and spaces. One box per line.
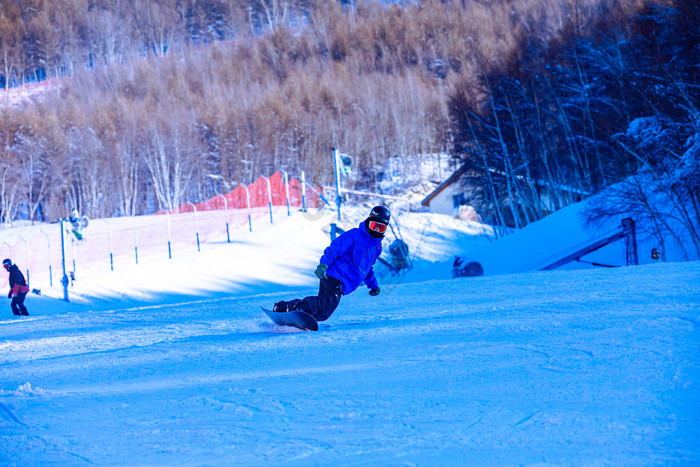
261, 307, 319, 332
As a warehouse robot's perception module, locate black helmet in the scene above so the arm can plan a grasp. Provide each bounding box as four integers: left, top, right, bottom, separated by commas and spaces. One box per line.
368, 206, 391, 224
365, 206, 391, 239
2, 258, 11, 270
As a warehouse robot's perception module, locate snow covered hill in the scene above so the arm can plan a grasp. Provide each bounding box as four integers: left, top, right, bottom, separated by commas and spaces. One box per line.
0, 205, 496, 311
0, 205, 699, 464
461, 197, 697, 276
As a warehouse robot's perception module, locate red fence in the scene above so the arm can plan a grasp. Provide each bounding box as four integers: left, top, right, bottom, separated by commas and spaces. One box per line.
163, 171, 317, 214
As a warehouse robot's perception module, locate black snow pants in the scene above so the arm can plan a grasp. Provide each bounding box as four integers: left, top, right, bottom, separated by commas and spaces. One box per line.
295, 276, 343, 322
11, 292, 28, 316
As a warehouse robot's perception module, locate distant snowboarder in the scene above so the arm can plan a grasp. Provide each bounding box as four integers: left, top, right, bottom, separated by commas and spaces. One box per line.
272, 205, 390, 322
3, 258, 29, 316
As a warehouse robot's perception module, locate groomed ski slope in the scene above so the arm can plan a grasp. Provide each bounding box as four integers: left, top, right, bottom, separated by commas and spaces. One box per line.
1, 208, 699, 465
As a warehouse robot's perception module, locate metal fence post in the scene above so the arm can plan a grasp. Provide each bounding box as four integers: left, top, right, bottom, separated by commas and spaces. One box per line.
101, 219, 114, 271
166, 210, 172, 259
301, 170, 307, 212
186, 202, 200, 252
281, 170, 291, 216
243, 184, 253, 232
132, 216, 139, 265
70, 231, 76, 275
217, 194, 230, 243
40, 231, 52, 287
262, 176, 273, 224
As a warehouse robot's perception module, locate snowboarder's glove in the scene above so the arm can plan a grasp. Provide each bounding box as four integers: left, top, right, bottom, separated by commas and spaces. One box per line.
369, 287, 380, 296
8, 291, 12, 299
314, 263, 329, 280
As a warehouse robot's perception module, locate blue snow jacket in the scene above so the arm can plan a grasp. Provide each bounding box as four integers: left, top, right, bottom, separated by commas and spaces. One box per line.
320, 221, 383, 295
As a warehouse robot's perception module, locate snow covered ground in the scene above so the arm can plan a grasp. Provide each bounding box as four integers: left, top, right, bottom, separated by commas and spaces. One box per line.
0, 79, 62, 108
1, 204, 699, 465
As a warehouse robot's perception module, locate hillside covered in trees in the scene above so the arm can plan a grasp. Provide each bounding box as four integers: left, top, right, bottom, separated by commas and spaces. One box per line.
449, 0, 698, 240
0, 0, 695, 232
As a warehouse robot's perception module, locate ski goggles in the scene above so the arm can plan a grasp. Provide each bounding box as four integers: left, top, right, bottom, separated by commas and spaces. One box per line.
368, 221, 387, 234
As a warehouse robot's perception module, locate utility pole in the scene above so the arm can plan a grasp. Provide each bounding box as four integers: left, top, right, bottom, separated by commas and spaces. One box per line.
333, 147, 342, 221
59, 219, 69, 302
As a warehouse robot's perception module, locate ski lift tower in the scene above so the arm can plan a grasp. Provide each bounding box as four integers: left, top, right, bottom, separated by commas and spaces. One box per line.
332, 148, 353, 221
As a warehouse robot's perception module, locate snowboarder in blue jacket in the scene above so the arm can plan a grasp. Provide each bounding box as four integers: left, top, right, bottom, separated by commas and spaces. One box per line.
273, 206, 390, 321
